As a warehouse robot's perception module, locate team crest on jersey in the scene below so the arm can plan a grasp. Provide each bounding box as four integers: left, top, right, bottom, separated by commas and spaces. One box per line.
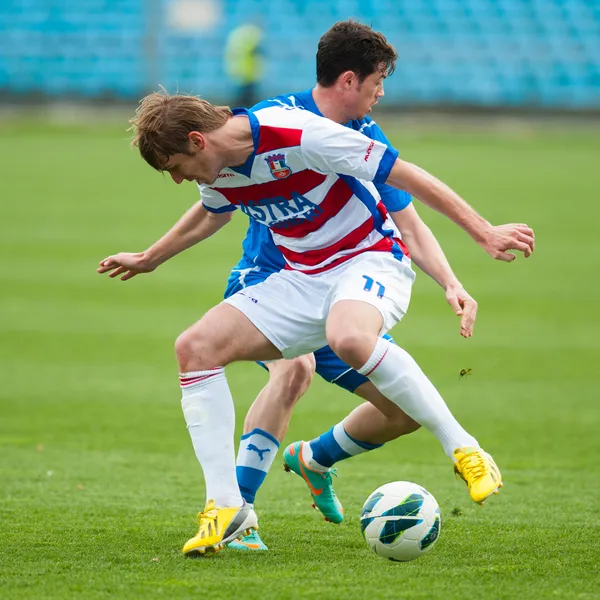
265, 153, 292, 180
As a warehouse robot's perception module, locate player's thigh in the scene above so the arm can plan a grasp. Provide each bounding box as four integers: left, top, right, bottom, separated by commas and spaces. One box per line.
328, 252, 415, 336
225, 270, 329, 359
176, 302, 281, 366
326, 300, 383, 348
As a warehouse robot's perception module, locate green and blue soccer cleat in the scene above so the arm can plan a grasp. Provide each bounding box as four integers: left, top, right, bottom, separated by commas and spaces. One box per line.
283, 441, 344, 523
227, 528, 268, 551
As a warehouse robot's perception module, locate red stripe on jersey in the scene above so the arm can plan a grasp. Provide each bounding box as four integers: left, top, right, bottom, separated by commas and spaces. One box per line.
270, 178, 354, 238
285, 237, 395, 275
277, 216, 375, 267
375, 199, 411, 258
257, 126, 302, 155
376, 200, 389, 220
216, 170, 327, 205
396, 238, 411, 259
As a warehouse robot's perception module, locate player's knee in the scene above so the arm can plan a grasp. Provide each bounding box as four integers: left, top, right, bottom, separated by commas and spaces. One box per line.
175, 328, 217, 371
268, 355, 315, 406
174, 329, 195, 367
286, 355, 316, 398
328, 330, 375, 369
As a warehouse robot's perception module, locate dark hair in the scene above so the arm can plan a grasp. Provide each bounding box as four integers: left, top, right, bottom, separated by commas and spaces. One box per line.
316, 20, 398, 87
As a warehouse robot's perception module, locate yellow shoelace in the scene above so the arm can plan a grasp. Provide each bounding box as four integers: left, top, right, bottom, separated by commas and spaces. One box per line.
461, 454, 488, 479
197, 501, 218, 525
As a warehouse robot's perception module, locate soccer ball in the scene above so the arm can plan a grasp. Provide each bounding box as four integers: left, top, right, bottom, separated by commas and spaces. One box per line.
360, 481, 441, 562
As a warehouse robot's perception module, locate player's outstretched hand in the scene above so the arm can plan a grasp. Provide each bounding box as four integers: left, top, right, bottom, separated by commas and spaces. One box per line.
97, 252, 155, 281
446, 285, 478, 338
481, 223, 535, 262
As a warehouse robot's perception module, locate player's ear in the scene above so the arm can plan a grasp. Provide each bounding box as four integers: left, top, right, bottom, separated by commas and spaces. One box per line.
339, 70, 356, 89
188, 131, 206, 150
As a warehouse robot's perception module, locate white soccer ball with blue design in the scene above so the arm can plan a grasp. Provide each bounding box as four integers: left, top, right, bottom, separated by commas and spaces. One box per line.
360, 481, 441, 562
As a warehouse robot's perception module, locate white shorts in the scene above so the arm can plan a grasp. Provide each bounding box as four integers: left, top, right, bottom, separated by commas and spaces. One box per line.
224, 252, 415, 359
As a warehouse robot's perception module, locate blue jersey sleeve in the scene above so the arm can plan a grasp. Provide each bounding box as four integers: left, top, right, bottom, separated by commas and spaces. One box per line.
359, 118, 412, 213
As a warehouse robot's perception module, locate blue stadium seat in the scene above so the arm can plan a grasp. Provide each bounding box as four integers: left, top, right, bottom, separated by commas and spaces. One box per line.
0, 0, 598, 107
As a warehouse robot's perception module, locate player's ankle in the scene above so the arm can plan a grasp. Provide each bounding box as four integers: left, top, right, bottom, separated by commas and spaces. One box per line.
301, 442, 330, 472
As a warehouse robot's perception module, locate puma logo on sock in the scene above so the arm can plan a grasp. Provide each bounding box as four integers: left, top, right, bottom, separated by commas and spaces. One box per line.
247, 444, 271, 461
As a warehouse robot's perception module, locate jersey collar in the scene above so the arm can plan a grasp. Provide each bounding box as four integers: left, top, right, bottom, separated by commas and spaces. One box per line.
229, 107, 260, 178
294, 88, 323, 117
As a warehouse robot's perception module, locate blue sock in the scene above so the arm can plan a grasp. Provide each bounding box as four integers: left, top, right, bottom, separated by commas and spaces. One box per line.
308, 422, 383, 468
236, 428, 280, 504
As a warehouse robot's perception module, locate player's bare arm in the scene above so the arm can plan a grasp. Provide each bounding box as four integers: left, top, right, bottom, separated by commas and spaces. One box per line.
98, 201, 232, 280
391, 204, 477, 338
386, 159, 535, 262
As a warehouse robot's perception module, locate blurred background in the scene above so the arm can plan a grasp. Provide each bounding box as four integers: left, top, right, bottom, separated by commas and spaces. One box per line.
0, 0, 599, 109
1, 2, 599, 599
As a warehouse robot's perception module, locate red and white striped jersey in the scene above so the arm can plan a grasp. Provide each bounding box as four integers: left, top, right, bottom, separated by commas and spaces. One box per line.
200, 105, 405, 275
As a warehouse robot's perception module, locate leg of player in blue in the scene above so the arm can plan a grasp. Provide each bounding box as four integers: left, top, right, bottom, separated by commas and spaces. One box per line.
228, 428, 279, 550
282, 422, 381, 524
228, 355, 315, 550
236, 428, 280, 505
282, 339, 422, 523
309, 422, 383, 468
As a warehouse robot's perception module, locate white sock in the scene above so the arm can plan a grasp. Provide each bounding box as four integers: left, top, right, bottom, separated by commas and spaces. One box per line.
180, 369, 243, 507
300, 441, 329, 472
358, 339, 479, 460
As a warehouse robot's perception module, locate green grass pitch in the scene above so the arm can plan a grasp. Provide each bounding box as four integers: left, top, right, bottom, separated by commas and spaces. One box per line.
1, 116, 599, 599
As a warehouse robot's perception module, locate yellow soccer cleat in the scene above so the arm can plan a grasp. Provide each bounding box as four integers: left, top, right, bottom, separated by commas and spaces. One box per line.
182, 499, 258, 556
453, 447, 503, 505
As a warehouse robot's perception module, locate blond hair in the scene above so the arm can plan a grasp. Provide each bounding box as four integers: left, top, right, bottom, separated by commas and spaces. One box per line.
130, 89, 233, 170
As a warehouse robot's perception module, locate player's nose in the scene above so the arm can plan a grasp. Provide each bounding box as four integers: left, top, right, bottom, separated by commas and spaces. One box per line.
170, 171, 184, 185
378, 83, 385, 98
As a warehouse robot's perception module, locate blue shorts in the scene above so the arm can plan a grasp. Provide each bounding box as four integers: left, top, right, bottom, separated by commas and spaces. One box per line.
224, 268, 397, 394
313, 333, 396, 392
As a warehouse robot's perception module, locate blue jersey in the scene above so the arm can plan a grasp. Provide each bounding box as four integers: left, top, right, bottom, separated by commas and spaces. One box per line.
224, 89, 411, 296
